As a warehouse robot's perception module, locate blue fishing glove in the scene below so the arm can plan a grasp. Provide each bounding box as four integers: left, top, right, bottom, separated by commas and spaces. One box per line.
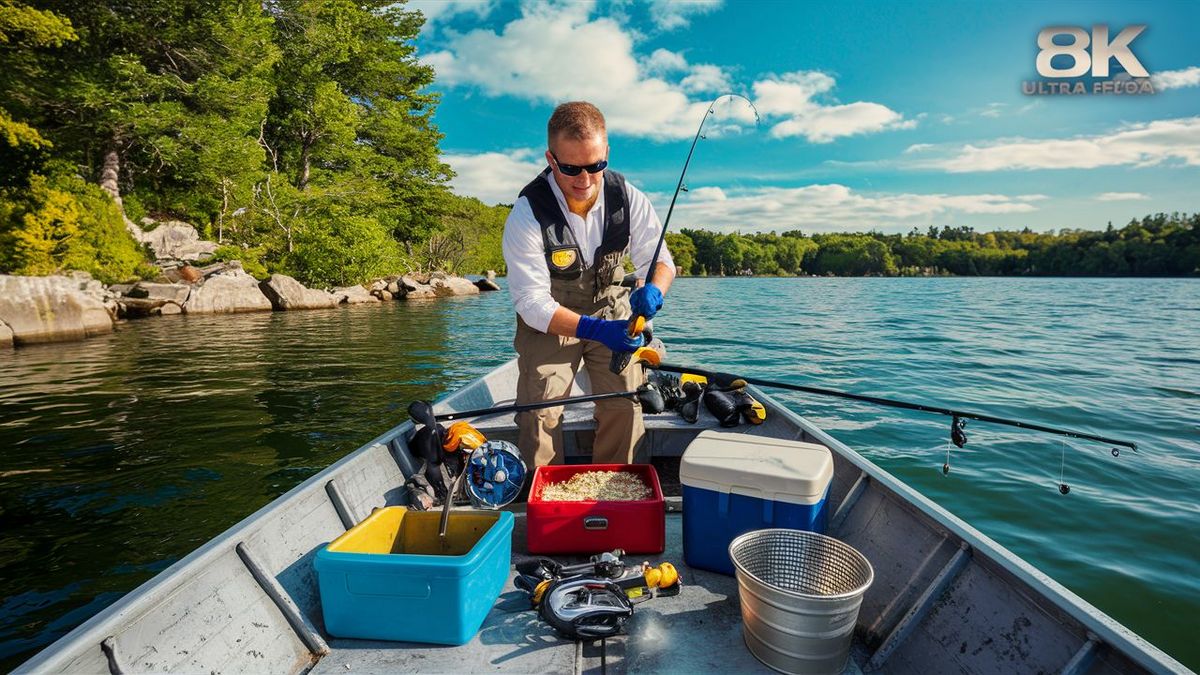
629, 283, 664, 320
576, 315, 645, 353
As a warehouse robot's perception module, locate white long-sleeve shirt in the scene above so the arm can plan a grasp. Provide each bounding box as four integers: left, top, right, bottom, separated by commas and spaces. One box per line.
502, 171, 673, 333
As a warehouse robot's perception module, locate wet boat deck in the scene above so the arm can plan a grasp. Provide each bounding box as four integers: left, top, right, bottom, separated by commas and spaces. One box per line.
310, 506, 861, 674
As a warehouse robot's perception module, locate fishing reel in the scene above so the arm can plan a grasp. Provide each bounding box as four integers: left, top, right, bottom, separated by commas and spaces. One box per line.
404, 401, 528, 510
515, 550, 681, 640
463, 440, 526, 509
538, 577, 633, 640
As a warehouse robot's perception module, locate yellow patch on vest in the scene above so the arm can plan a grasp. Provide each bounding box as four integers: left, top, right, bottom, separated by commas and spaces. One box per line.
551, 249, 577, 269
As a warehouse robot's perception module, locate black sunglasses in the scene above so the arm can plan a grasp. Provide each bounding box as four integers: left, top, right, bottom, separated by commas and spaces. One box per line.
551, 151, 608, 177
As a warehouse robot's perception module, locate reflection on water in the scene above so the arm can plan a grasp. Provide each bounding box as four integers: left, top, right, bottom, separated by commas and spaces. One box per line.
1, 278, 1198, 669
0, 295, 514, 667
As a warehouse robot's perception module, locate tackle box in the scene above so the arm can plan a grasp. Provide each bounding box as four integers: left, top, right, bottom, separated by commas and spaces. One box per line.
526, 463, 665, 555
681, 430, 833, 575
314, 506, 512, 645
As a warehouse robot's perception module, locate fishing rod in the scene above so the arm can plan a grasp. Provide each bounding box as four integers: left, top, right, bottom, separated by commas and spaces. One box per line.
652, 363, 1139, 453
425, 386, 664, 423
610, 94, 760, 375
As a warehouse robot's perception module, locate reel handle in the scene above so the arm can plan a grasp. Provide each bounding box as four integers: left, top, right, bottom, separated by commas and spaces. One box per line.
608, 316, 649, 374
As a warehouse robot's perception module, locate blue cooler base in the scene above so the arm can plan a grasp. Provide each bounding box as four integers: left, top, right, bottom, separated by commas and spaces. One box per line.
682, 485, 829, 576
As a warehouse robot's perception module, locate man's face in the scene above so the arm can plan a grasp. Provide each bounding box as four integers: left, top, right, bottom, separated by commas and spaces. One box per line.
546, 132, 608, 204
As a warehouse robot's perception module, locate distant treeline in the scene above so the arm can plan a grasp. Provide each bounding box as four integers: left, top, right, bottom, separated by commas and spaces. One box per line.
665, 213, 1199, 277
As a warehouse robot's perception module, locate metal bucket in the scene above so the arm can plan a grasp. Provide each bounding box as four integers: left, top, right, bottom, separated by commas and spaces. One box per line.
729, 529, 874, 675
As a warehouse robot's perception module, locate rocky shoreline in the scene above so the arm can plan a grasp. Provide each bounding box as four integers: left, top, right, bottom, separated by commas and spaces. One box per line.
1, 217, 502, 348
0, 266, 500, 348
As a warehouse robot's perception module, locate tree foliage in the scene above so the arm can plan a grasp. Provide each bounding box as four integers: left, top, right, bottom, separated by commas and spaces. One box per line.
0, 0, 455, 287
0, 169, 144, 282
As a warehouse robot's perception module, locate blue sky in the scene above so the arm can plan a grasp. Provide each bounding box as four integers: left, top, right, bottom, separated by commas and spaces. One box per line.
410, 0, 1199, 234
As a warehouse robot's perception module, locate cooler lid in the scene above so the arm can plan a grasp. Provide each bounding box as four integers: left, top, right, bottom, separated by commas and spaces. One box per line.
680, 430, 834, 505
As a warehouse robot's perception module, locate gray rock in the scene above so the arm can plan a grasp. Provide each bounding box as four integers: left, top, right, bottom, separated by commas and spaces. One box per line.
183, 269, 272, 314
198, 260, 243, 278
403, 285, 437, 300
259, 274, 338, 311
0, 274, 114, 345
131, 220, 219, 263
486, 270, 497, 281
474, 278, 501, 292
128, 282, 191, 304
372, 289, 393, 301
429, 273, 480, 297
118, 297, 183, 319
332, 285, 379, 304
386, 280, 402, 295
108, 283, 136, 296
1, 320, 12, 347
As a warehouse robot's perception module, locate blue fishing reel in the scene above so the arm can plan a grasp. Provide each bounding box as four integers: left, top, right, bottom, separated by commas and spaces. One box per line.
465, 440, 527, 509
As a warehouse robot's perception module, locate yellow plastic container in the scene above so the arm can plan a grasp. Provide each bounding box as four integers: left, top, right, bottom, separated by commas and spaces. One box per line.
324, 507, 500, 556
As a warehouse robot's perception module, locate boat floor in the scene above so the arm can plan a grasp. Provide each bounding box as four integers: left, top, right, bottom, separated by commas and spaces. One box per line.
311, 503, 865, 674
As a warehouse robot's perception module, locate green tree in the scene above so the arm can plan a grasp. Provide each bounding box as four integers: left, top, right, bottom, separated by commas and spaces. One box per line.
0, 1, 76, 186
810, 234, 897, 276
665, 232, 696, 275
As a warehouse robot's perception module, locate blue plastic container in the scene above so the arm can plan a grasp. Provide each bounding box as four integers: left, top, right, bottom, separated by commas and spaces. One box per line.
315, 507, 513, 645
681, 430, 833, 576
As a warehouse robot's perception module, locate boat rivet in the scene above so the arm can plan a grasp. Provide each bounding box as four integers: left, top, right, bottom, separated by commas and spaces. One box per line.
1111, 447, 1120, 457
1059, 483, 1070, 495
942, 462, 950, 475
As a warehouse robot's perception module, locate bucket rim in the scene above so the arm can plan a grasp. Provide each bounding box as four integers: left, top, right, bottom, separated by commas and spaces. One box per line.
728, 528, 875, 601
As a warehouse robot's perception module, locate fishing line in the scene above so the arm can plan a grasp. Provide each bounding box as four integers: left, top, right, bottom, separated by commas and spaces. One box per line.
1058, 439, 1070, 495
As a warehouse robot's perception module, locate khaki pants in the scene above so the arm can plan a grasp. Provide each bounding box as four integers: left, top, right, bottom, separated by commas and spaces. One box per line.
514, 318, 645, 467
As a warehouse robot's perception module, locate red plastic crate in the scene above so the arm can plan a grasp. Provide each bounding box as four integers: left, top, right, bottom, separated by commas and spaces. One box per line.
526, 464, 665, 555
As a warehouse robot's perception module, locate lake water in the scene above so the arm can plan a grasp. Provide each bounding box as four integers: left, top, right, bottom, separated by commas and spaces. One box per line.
1, 277, 1197, 669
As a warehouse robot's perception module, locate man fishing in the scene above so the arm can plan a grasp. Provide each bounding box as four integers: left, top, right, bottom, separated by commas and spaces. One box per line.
502, 101, 675, 469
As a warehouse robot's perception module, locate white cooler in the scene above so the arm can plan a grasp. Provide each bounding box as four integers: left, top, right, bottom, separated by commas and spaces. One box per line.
681, 430, 834, 575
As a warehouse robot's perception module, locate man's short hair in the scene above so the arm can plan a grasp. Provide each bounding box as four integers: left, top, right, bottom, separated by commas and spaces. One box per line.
547, 101, 606, 148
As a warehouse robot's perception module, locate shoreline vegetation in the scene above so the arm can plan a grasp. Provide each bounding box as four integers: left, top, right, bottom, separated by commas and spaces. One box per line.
1, 3, 1196, 349
664, 216, 1199, 277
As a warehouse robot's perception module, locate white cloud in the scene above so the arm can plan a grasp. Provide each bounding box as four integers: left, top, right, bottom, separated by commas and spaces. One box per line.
686, 186, 728, 201
650, 183, 1043, 233
904, 143, 933, 154
979, 103, 1006, 118
752, 71, 915, 142
1151, 66, 1200, 91
917, 117, 1200, 172
444, 149, 545, 205
681, 64, 732, 94
646, 0, 722, 31
424, 6, 714, 139
1096, 192, 1150, 201
424, 7, 909, 144
643, 48, 688, 75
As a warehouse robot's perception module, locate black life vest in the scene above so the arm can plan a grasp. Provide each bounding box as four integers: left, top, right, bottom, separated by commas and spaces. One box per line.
518, 168, 629, 281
